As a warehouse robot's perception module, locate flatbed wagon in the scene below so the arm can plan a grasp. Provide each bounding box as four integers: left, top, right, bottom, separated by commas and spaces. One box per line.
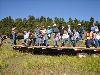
13, 45, 100, 56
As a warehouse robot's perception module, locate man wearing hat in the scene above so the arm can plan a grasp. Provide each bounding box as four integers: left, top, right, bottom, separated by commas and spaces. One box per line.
59, 25, 64, 40
11, 27, 17, 45
77, 23, 84, 40
52, 23, 59, 33
46, 26, 52, 39
52, 23, 59, 47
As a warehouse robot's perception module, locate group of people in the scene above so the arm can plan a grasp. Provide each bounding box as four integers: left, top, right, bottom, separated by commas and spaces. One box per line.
10, 22, 100, 48
85, 22, 100, 48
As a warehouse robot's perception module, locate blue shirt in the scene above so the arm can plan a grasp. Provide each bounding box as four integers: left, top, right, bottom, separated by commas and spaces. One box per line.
91, 26, 98, 32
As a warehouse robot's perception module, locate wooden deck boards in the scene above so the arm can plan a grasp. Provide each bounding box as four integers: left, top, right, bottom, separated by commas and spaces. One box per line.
12, 45, 100, 55
13, 45, 100, 51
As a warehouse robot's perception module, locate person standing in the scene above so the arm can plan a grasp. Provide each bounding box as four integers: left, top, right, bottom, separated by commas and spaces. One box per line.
43, 28, 49, 46
77, 23, 85, 40
61, 31, 69, 47
68, 25, 72, 39
67, 25, 73, 45
34, 25, 40, 46
52, 23, 59, 47
93, 29, 100, 47
71, 30, 80, 47
54, 32, 59, 47
0, 33, 2, 46
24, 30, 31, 46
47, 26, 52, 39
59, 26, 64, 40
52, 24, 59, 33
11, 27, 17, 45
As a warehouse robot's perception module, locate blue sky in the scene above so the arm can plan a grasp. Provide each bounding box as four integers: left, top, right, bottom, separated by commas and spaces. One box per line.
0, 0, 100, 21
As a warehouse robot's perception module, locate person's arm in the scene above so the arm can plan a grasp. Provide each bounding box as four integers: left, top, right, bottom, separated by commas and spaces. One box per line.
90, 32, 93, 39
84, 32, 87, 39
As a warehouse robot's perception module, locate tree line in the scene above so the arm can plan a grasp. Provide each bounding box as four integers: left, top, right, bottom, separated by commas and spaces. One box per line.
0, 16, 100, 36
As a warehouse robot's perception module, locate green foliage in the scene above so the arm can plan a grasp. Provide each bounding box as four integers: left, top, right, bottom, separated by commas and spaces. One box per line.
0, 16, 100, 35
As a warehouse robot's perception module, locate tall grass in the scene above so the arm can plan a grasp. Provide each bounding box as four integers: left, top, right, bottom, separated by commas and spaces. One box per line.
0, 45, 100, 75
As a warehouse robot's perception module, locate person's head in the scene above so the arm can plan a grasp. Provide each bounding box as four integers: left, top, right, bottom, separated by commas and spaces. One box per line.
53, 24, 57, 27
12, 27, 16, 30
24, 31, 27, 34
77, 23, 81, 26
68, 25, 70, 27
12, 27, 16, 33
42, 25, 45, 28
48, 26, 50, 27
86, 29, 91, 33
28, 30, 31, 32
62, 26, 64, 29
36, 25, 38, 28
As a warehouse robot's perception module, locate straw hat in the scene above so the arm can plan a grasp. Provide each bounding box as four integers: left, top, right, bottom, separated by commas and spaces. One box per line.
12, 27, 16, 31
68, 25, 70, 27
53, 24, 57, 26
78, 23, 81, 25
48, 26, 50, 27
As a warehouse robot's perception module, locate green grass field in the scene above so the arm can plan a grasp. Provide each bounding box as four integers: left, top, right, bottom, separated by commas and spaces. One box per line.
0, 43, 100, 75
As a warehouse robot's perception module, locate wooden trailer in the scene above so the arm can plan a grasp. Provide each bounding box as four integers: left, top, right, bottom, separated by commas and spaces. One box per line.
13, 45, 100, 56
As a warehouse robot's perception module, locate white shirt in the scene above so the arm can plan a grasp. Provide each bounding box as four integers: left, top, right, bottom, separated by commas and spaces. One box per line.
75, 31, 80, 39
24, 32, 29, 39
96, 34, 100, 40
68, 27, 72, 33
62, 33, 69, 39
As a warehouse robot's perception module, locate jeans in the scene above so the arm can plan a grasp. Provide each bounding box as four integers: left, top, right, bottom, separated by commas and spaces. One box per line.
44, 39, 48, 46
24, 38, 29, 46
11, 39, 16, 45
36, 37, 40, 45
68, 33, 72, 40
71, 40, 76, 47
54, 40, 59, 46
94, 39, 99, 47
39, 38, 44, 46
60, 34, 63, 40
79, 33, 83, 40
85, 39, 96, 48
32, 38, 36, 46
98, 40, 100, 47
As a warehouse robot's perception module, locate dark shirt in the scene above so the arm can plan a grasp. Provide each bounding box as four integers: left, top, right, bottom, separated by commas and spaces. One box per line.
59, 28, 64, 35
52, 27, 59, 33
10, 32, 17, 40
